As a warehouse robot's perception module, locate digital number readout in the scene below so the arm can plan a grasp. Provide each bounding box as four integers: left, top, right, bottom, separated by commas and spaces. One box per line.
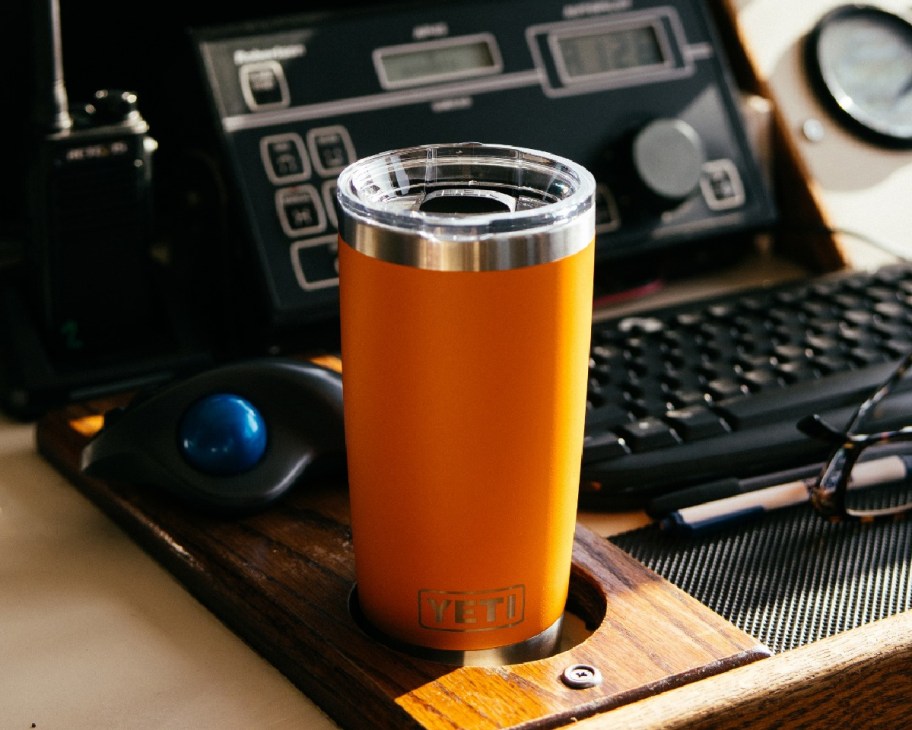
556, 23, 666, 80
376, 35, 501, 88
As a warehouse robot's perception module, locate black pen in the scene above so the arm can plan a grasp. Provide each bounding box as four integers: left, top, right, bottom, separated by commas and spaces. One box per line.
659, 454, 912, 535
646, 463, 824, 517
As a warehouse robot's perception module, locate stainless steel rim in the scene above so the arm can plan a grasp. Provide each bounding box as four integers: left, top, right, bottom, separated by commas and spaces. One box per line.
336, 143, 595, 272
339, 213, 594, 271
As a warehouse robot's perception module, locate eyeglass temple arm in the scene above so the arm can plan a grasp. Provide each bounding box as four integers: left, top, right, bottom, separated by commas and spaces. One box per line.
796, 414, 846, 444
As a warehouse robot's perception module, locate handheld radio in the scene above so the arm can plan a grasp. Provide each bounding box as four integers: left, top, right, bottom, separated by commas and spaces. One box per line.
28, 0, 158, 359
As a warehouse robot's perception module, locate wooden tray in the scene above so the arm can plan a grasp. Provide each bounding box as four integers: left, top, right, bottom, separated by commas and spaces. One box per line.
36, 398, 769, 729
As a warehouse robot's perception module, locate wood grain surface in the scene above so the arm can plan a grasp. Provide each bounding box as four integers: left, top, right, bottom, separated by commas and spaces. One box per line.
575, 609, 912, 729
36, 398, 769, 729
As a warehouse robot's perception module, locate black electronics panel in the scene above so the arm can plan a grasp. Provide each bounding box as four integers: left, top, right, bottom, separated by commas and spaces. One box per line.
191, 0, 775, 330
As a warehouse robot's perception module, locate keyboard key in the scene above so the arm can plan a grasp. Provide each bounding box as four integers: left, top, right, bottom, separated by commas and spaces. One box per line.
740, 369, 780, 391
706, 378, 745, 400
714, 371, 869, 429
664, 405, 729, 441
585, 403, 630, 430
619, 418, 680, 452
582, 431, 629, 463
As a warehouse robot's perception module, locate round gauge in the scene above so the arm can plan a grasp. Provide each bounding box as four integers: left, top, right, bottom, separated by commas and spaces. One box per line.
805, 4, 912, 147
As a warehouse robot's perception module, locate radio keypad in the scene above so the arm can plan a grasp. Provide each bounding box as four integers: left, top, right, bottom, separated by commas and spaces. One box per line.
276, 185, 327, 237
239, 61, 290, 110
261, 133, 311, 183
700, 159, 746, 210
291, 236, 340, 291
322, 180, 339, 230
306, 126, 356, 176
595, 184, 621, 233
262, 125, 356, 292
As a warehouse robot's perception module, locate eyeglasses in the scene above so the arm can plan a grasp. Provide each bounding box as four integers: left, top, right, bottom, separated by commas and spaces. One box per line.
798, 350, 912, 523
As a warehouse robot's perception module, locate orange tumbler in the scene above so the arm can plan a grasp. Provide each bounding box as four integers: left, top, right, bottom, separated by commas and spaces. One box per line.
336, 143, 595, 665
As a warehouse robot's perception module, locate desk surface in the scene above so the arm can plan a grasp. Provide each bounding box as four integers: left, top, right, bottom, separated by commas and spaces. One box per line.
0, 245, 894, 729
0, 414, 338, 729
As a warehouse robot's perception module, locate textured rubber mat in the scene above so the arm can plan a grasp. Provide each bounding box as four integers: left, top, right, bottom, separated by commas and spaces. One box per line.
610, 506, 912, 654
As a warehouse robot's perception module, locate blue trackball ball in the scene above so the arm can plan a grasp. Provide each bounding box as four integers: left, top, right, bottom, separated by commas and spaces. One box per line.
178, 394, 267, 475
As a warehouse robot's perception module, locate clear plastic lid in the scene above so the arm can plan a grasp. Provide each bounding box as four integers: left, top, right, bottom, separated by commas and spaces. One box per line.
335, 143, 595, 271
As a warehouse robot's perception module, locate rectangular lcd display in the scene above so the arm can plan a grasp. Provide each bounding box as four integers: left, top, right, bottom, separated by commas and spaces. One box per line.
555, 23, 666, 81
375, 35, 501, 88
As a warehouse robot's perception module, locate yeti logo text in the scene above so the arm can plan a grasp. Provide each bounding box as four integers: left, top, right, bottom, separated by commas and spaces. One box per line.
419, 585, 525, 632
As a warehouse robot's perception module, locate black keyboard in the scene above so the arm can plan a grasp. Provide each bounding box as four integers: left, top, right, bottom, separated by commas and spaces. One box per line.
580, 262, 912, 510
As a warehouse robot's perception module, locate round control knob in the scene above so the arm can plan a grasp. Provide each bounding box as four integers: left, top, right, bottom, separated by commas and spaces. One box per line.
178, 393, 268, 476
631, 118, 706, 204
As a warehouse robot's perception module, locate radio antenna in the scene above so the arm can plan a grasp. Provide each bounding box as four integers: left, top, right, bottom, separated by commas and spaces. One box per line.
32, 0, 73, 132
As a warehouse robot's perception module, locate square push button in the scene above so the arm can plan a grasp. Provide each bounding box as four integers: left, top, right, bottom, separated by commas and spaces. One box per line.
306, 126, 355, 176
261, 134, 311, 183
291, 236, 339, 290
700, 159, 745, 211
276, 185, 326, 237
595, 183, 621, 233
322, 180, 339, 230
239, 61, 290, 110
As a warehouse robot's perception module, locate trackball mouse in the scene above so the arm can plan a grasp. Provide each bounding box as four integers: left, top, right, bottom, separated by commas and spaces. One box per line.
80, 358, 345, 514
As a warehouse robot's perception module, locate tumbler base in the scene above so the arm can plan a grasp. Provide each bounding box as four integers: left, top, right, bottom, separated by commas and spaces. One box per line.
348, 586, 563, 666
